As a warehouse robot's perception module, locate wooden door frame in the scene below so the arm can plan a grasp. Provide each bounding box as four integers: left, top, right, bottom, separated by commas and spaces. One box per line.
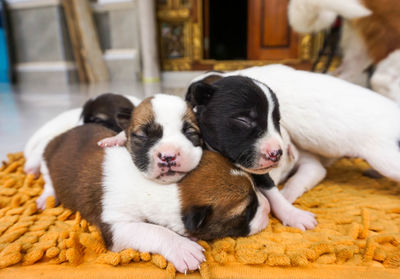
156, 0, 323, 71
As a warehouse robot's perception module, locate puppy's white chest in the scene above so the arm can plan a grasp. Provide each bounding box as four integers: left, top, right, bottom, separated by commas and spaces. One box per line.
101, 147, 186, 235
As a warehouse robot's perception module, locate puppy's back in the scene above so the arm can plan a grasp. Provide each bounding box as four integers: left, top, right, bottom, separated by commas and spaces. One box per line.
44, 124, 116, 226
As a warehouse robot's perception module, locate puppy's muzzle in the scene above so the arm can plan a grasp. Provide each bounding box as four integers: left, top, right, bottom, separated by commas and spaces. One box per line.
266, 149, 283, 163
157, 153, 179, 168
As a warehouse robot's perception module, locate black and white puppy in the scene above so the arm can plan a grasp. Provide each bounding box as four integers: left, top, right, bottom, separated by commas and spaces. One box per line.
39, 95, 269, 273
186, 75, 317, 231
187, 64, 400, 230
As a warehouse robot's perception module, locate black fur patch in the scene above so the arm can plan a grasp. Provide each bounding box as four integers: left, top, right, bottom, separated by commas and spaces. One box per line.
99, 222, 114, 249
252, 173, 276, 190
183, 206, 213, 233
182, 121, 202, 147
129, 122, 163, 172
185, 190, 258, 241
269, 87, 281, 134
186, 76, 269, 168
81, 93, 134, 132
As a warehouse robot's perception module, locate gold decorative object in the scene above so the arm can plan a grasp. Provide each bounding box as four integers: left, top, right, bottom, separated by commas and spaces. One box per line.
157, 8, 190, 20
156, 0, 323, 71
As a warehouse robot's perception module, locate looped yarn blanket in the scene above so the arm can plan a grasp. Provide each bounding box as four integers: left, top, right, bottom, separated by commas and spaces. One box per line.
0, 152, 400, 278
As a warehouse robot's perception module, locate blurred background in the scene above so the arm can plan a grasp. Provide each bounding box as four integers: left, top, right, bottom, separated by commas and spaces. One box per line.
0, 0, 399, 158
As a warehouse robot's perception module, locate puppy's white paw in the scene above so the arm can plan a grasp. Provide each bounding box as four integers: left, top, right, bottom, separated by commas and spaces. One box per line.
35, 194, 48, 210
280, 207, 317, 231
164, 236, 205, 273
97, 135, 126, 148
24, 166, 40, 179
36, 193, 57, 210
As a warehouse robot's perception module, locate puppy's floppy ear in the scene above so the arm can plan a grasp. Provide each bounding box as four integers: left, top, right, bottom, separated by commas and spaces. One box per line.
81, 98, 94, 122
182, 205, 213, 233
116, 106, 134, 130
185, 82, 216, 108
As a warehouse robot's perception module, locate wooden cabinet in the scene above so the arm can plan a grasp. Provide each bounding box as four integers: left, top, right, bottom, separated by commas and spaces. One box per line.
247, 0, 299, 60
156, 0, 318, 71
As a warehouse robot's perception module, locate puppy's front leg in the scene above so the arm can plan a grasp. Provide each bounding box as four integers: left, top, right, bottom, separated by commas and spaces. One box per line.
97, 131, 127, 147
253, 174, 317, 231
280, 150, 327, 203
110, 222, 205, 273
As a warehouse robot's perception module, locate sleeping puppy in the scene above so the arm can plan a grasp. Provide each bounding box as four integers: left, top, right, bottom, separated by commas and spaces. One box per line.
36, 94, 202, 209
40, 122, 269, 272
24, 93, 141, 178
186, 75, 317, 231
188, 64, 400, 212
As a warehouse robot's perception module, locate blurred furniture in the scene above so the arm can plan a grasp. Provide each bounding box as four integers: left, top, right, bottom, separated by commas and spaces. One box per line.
156, 0, 323, 71
63, 0, 109, 83
5, 0, 141, 85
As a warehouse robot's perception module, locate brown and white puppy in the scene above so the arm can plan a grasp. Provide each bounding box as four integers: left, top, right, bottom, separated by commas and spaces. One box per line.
36, 94, 203, 209
24, 93, 141, 179
40, 123, 269, 273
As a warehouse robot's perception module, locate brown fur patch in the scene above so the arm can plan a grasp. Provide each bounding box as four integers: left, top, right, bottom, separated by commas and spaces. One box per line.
44, 124, 116, 248
129, 97, 155, 133
201, 74, 224, 85
353, 0, 400, 63
182, 106, 200, 132
179, 151, 256, 239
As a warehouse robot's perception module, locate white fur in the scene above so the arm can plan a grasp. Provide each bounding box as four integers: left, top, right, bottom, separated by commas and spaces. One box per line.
229, 64, 400, 182
253, 81, 284, 162
24, 108, 83, 176
192, 64, 400, 226
371, 49, 400, 104
269, 126, 326, 203
288, 0, 371, 33
280, 149, 326, 204
287, 0, 400, 106
24, 95, 142, 176
36, 161, 57, 210
249, 190, 270, 235
264, 187, 317, 231
102, 146, 268, 271
237, 65, 400, 159
142, 94, 203, 183
268, 127, 298, 185
230, 169, 246, 177
102, 146, 186, 234
110, 222, 204, 273
333, 21, 372, 87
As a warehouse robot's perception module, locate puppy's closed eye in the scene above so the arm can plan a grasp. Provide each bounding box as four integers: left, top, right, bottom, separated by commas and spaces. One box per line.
131, 130, 147, 140
183, 122, 201, 147
232, 116, 254, 129
132, 123, 163, 140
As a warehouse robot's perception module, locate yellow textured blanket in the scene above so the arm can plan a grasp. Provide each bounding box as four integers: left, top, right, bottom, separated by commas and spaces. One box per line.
0, 153, 400, 278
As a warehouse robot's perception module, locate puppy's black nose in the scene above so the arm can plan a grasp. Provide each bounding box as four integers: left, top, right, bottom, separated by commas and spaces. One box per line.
157, 153, 176, 163
268, 149, 282, 162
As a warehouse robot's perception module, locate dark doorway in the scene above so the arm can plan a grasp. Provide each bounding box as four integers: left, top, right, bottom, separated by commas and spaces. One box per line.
204, 0, 247, 60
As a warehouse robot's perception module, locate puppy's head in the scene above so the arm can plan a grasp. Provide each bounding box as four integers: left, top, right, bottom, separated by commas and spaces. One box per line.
179, 151, 270, 240
126, 94, 203, 184
186, 74, 283, 174
81, 93, 134, 132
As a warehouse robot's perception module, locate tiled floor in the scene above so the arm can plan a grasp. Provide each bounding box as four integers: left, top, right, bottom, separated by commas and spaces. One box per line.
0, 81, 187, 161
